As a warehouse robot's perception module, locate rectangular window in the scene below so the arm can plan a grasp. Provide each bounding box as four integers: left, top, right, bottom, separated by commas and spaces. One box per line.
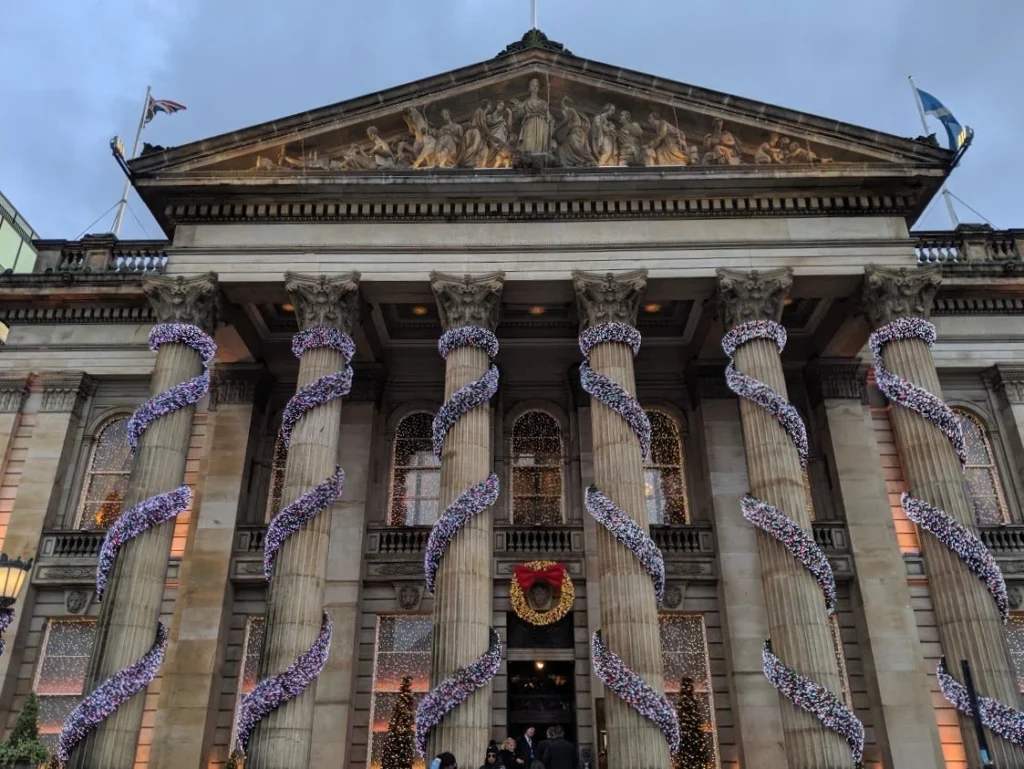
231, 615, 266, 748
34, 618, 97, 750
659, 614, 719, 767
1008, 613, 1024, 693
368, 615, 431, 769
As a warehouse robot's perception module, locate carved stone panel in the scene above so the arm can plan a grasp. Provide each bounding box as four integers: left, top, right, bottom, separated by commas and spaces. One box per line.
861, 265, 941, 328
0, 378, 28, 413
715, 267, 793, 327
430, 271, 505, 331
143, 272, 220, 333
37, 373, 96, 416
572, 269, 647, 329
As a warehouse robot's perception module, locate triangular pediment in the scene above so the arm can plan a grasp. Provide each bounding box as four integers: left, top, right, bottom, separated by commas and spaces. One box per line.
130, 42, 951, 180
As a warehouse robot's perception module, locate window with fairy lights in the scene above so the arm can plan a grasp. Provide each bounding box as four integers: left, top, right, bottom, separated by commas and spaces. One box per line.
510, 410, 564, 526
231, 615, 265, 747
953, 408, 1011, 525
33, 618, 97, 750
75, 417, 132, 530
368, 615, 431, 769
264, 435, 288, 522
658, 614, 719, 767
644, 409, 688, 525
387, 412, 441, 526
1008, 613, 1024, 693
828, 615, 852, 706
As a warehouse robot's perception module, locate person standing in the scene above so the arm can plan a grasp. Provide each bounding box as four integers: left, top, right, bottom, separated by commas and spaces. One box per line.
515, 726, 537, 764
499, 737, 522, 768
537, 726, 577, 769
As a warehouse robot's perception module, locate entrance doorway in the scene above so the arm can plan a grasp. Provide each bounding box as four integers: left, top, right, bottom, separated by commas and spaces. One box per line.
506, 659, 577, 745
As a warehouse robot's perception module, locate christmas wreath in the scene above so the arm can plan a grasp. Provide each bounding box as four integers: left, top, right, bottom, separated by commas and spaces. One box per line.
510, 561, 574, 626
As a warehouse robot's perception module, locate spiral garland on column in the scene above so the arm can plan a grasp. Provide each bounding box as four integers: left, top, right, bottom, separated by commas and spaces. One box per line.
579, 322, 679, 753
870, 317, 1022, 736
723, 319, 863, 765
230, 325, 352, 758
0, 608, 13, 658
58, 322, 216, 767
415, 326, 502, 754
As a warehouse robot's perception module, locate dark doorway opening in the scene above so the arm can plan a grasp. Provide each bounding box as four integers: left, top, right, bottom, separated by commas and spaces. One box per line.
506, 659, 577, 746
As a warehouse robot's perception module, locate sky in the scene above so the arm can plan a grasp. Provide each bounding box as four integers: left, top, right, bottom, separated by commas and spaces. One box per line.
1, 0, 1021, 240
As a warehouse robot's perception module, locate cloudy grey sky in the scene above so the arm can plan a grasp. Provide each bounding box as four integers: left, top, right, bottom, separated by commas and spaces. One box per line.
2, 0, 1021, 239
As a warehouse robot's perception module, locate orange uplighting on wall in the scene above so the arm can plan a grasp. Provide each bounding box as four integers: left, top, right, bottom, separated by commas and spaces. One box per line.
412, 305, 429, 316
528, 305, 546, 316
643, 302, 661, 313
281, 303, 295, 312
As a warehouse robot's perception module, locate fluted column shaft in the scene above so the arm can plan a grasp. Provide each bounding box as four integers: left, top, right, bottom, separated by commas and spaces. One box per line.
429, 343, 493, 758
733, 339, 849, 767
589, 340, 670, 769
74, 347, 200, 768
74, 274, 217, 769
881, 337, 1024, 767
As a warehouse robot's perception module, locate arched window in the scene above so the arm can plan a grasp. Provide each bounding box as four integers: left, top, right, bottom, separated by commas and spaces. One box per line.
264, 436, 288, 522
954, 408, 1010, 525
511, 410, 563, 526
645, 409, 688, 525
76, 417, 132, 530
388, 412, 441, 526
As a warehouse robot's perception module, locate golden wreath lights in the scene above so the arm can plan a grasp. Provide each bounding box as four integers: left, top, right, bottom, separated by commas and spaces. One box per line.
510, 561, 574, 626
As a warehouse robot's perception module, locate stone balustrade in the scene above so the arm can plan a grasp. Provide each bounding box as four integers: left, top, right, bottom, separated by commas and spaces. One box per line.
33, 235, 169, 274
980, 525, 1024, 555
915, 225, 1022, 266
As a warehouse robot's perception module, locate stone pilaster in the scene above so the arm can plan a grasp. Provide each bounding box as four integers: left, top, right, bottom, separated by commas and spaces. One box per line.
985, 365, 1024, 510
426, 271, 503, 761
573, 269, 670, 769
73, 273, 219, 769
716, 268, 849, 768
691, 378, 789, 769
863, 265, 1024, 768
0, 378, 28, 485
809, 359, 944, 769
150, 365, 265, 769
247, 273, 360, 769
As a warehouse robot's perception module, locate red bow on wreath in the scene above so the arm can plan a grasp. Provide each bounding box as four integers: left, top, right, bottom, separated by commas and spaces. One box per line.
514, 563, 566, 591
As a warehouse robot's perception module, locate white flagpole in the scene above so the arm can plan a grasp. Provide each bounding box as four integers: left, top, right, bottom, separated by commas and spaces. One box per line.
531, 0, 538, 29
908, 75, 959, 228
112, 85, 151, 237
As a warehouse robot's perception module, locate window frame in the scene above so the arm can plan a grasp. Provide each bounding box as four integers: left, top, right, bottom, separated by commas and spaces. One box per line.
952, 406, 1012, 526
231, 614, 266, 749
386, 410, 442, 527
74, 415, 133, 530
643, 407, 689, 525
509, 408, 566, 526
33, 617, 98, 747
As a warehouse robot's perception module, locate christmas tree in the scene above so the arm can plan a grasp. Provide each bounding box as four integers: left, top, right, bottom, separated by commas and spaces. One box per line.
382, 675, 416, 769
0, 692, 50, 767
673, 677, 713, 769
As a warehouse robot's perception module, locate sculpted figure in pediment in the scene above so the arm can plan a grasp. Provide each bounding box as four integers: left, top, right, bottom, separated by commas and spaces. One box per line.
616, 110, 646, 167
755, 132, 785, 165
554, 96, 598, 167
486, 100, 514, 146
435, 109, 463, 168
780, 136, 828, 164
591, 103, 619, 166
403, 106, 440, 168
702, 118, 742, 165
511, 77, 554, 155
458, 104, 491, 168
366, 126, 396, 168
645, 112, 690, 166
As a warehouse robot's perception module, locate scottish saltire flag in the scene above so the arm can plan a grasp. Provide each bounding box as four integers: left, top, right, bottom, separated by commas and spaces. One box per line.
144, 96, 186, 125
916, 88, 969, 150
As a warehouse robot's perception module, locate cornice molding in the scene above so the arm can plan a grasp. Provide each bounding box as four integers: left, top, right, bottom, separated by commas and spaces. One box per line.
0, 378, 29, 413
34, 373, 96, 416
986, 365, 1024, 407
0, 305, 155, 325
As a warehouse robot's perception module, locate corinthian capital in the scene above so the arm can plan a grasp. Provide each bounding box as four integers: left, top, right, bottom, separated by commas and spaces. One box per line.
285, 272, 362, 333
430, 271, 505, 331
572, 269, 647, 329
142, 273, 220, 333
862, 265, 941, 328
715, 267, 792, 327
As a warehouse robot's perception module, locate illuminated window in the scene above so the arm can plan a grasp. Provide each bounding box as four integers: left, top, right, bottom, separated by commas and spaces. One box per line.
829, 615, 852, 706
34, 618, 97, 750
645, 409, 688, 525
954, 408, 1010, 525
232, 616, 265, 746
511, 410, 563, 525
1008, 613, 1024, 693
76, 417, 132, 529
388, 412, 441, 526
659, 614, 719, 767
368, 615, 431, 769
264, 434, 288, 522
802, 466, 816, 522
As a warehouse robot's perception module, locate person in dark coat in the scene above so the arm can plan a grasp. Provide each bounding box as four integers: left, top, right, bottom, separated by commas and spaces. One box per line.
515, 726, 537, 764
499, 737, 523, 768
537, 725, 577, 769
479, 744, 501, 769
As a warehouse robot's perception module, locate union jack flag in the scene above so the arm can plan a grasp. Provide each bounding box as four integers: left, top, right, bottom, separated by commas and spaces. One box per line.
144, 96, 186, 125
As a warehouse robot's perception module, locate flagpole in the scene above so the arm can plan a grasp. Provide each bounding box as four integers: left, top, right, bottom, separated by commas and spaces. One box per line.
531, 0, 538, 28
112, 85, 151, 237
908, 75, 959, 228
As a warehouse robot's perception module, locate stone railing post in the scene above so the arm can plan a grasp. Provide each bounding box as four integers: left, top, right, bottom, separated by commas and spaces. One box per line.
573, 269, 672, 769
716, 268, 851, 768
863, 265, 1024, 768
424, 271, 504, 761
245, 273, 361, 769
71, 273, 219, 769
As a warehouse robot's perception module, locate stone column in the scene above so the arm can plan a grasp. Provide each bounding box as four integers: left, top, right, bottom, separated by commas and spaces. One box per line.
427, 271, 504, 761
716, 268, 849, 768
690, 368, 789, 769
150, 365, 266, 769
573, 269, 670, 769
247, 273, 360, 769
863, 266, 1024, 767
810, 360, 944, 769
986, 365, 1024, 506
73, 273, 219, 769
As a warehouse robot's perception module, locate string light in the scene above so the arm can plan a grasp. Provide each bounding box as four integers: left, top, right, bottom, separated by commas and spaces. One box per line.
585, 486, 665, 604
264, 468, 346, 579
278, 327, 355, 449
424, 475, 499, 594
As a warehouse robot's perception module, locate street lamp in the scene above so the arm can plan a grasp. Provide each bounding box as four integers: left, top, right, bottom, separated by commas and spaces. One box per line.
0, 554, 32, 656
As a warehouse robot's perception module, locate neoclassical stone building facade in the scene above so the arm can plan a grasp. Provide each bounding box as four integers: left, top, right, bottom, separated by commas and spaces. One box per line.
1, 29, 1023, 769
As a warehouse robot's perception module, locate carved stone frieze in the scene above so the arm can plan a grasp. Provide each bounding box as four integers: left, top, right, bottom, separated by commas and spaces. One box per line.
715, 267, 793, 327
37, 373, 96, 416
809, 360, 869, 404
0, 378, 28, 413
209, 365, 268, 410
986, 365, 1024, 406
861, 265, 941, 328
430, 271, 505, 331
572, 269, 647, 329
284, 272, 362, 333
142, 272, 220, 333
